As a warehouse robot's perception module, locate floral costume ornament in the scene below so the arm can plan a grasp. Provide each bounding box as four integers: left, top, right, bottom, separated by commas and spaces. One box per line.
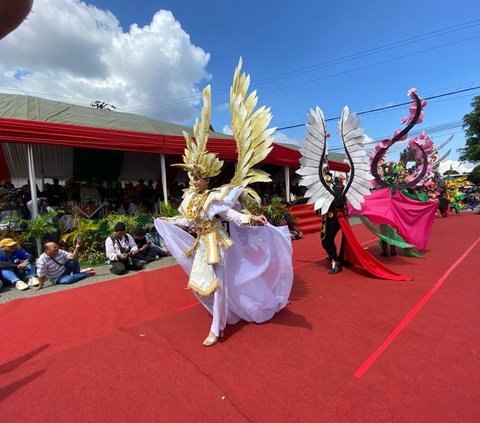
350, 89, 442, 253
370, 89, 430, 191
444, 176, 470, 214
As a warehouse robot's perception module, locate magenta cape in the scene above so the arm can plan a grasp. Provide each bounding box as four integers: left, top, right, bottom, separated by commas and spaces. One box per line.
348, 189, 437, 251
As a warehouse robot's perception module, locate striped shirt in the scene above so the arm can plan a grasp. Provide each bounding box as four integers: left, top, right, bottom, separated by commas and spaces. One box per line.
36, 250, 72, 282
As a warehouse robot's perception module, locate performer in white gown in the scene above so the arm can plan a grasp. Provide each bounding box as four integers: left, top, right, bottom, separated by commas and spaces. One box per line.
155, 60, 293, 346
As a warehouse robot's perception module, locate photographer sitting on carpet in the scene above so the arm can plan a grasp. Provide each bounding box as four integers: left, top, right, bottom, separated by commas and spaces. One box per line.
105, 222, 145, 275
34, 241, 95, 290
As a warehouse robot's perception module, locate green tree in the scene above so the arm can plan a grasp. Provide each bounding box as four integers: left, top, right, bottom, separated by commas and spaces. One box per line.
459, 96, 480, 163
468, 165, 480, 185
443, 169, 459, 176
399, 147, 417, 164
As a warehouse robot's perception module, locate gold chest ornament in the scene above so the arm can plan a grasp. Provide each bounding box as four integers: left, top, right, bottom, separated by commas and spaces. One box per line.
183, 191, 209, 221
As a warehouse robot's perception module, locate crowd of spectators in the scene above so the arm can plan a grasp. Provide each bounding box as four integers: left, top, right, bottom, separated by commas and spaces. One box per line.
0, 177, 171, 219
1, 175, 176, 291
0, 178, 307, 221
0, 219, 170, 293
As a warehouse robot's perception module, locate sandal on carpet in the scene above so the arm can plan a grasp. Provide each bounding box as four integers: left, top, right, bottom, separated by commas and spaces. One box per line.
203, 330, 223, 347
203, 334, 218, 347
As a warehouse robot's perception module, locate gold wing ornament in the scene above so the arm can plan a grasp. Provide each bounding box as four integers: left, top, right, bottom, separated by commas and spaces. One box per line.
172, 85, 224, 180
229, 58, 276, 205
297, 106, 372, 214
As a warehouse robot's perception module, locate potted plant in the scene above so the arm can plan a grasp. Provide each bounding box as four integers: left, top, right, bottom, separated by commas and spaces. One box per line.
4, 210, 58, 256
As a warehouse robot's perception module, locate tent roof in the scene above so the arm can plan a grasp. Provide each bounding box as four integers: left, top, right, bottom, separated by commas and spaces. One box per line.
0, 92, 349, 171
0, 92, 232, 139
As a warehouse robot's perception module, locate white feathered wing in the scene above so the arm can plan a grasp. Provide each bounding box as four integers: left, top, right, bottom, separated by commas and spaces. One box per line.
338, 106, 372, 210
296, 107, 335, 215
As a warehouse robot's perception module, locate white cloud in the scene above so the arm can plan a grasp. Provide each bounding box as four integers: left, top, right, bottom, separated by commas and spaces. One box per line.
221, 125, 233, 135
217, 128, 302, 145
438, 160, 474, 175
0, 0, 210, 122
273, 131, 302, 147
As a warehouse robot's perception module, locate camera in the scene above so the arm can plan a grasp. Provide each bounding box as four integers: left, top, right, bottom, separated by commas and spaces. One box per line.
0, 187, 21, 201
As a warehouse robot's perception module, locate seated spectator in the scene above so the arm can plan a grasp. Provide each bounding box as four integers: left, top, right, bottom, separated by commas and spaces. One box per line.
117, 195, 137, 215
143, 180, 156, 212
80, 179, 100, 204
105, 222, 144, 275
133, 227, 161, 262
47, 178, 67, 207
0, 238, 39, 291
278, 212, 304, 240
20, 179, 41, 203
144, 223, 170, 256
104, 180, 121, 209
64, 178, 80, 202
26, 198, 54, 219
134, 178, 146, 204
35, 241, 95, 289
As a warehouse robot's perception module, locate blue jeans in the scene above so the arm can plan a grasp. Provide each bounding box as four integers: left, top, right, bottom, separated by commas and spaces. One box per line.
56, 260, 88, 284
0, 263, 36, 285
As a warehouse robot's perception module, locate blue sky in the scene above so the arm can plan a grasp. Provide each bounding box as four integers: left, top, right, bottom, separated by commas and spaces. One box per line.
1, 0, 479, 171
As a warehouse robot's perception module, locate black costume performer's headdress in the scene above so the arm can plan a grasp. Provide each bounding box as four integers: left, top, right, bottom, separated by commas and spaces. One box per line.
296, 106, 372, 214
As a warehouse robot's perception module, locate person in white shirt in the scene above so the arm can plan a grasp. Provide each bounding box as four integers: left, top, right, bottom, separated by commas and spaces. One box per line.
116, 195, 137, 215
105, 222, 144, 275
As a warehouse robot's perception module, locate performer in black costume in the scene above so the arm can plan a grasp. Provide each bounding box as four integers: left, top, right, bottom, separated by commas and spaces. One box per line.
320, 176, 346, 274
297, 105, 411, 281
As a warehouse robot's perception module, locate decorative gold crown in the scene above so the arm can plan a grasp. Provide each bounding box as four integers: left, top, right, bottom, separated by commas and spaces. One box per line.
172, 85, 223, 180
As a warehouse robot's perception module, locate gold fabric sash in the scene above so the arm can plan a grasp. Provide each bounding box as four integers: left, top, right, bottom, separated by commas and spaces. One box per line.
183, 219, 233, 265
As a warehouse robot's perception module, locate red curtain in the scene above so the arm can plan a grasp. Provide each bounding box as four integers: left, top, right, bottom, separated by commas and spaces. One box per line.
0, 144, 10, 180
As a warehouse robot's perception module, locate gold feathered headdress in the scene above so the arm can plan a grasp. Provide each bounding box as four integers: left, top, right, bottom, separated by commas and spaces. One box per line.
174, 59, 275, 202
172, 85, 223, 179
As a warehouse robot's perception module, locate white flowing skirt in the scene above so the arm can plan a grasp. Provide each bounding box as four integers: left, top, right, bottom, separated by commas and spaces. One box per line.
154, 219, 293, 324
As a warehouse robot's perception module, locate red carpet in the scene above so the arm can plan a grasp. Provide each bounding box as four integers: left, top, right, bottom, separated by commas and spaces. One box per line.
1, 213, 479, 422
